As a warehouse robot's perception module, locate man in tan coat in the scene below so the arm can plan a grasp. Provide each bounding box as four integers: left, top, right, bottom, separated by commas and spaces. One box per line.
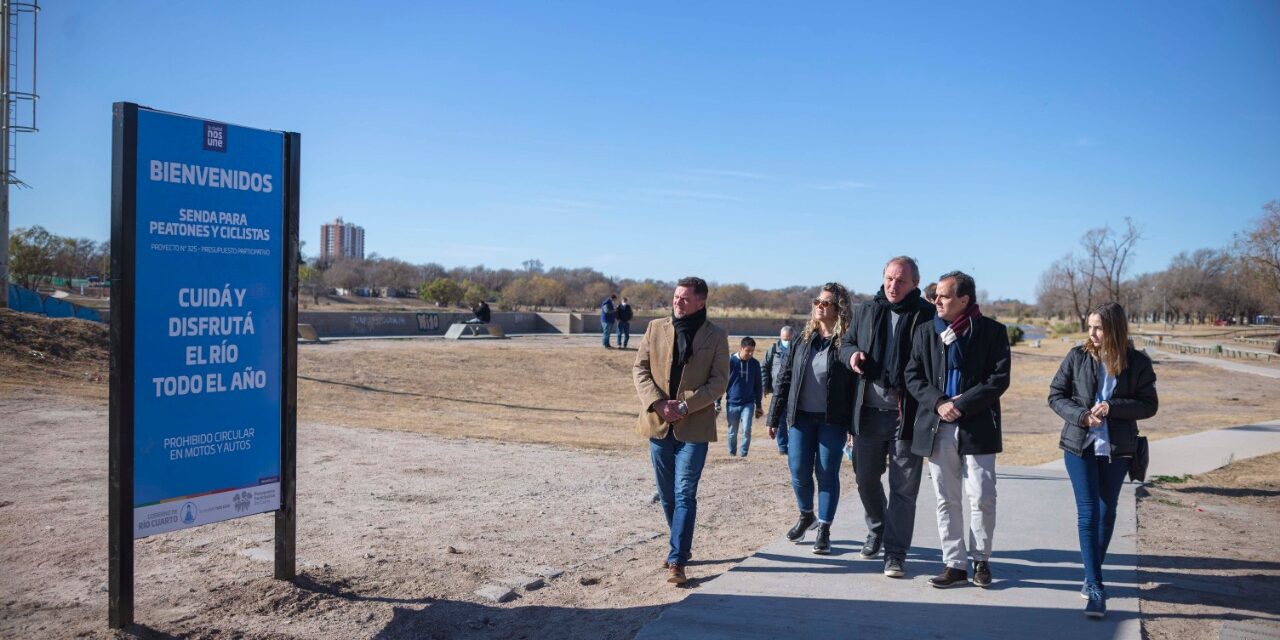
633, 276, 729, 585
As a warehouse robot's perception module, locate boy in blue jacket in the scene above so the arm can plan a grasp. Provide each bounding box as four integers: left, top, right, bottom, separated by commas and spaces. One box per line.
720, 337, 764, 456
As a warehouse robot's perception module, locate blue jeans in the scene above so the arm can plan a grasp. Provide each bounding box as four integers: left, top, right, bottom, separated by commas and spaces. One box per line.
618, 321, 631, 348
775, 412, 789, 452
650, 430, 709, 566
726, 403, 754, 456
602, 320, 616, 347
1064, 447, 1131, 588
787, 412, 846, 523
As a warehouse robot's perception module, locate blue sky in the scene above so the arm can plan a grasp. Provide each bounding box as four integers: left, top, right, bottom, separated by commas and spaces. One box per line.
13, 1, 1280, 300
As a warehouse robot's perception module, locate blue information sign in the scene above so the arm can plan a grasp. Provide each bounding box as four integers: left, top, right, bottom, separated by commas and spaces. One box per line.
131, 109, 284, 538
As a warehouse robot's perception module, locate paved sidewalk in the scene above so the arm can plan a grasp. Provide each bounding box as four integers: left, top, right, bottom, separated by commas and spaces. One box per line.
1147, 346, 1280, 379
1036, 420, 1280, 478
638, 465, 1139, 639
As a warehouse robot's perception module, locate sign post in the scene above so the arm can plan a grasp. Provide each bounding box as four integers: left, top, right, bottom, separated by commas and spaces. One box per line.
109, 103, 299, 628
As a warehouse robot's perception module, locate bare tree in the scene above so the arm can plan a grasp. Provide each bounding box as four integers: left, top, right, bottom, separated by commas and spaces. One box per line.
581, 281, 614, 310
1081, 218, 1142, 305
712, 283, 753, 309
1039, 252, 1099, 330
1037, 220, 1142, 330
325, 258, 367, 293
621, 282, 665, 310
1236, 200, 1280, 304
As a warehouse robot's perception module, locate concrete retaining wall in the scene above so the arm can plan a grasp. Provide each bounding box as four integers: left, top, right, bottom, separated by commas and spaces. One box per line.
300, 311, 557, 338
578, 314, 805, 338
299, 310, 807, 339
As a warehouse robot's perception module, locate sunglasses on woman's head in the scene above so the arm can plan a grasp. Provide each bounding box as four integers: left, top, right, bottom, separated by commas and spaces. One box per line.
812, 298, 833, 308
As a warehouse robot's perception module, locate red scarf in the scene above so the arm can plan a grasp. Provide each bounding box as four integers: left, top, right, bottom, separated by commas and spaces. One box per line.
940, 304, 982, 346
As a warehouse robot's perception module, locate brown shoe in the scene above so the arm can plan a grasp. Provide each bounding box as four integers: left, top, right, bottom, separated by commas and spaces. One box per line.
928, 567, 969, 588
662, 551, 691, 569
667, 564, 688, 585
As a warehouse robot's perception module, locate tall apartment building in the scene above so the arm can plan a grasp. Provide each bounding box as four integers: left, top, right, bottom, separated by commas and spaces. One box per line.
319, 217, 365, 262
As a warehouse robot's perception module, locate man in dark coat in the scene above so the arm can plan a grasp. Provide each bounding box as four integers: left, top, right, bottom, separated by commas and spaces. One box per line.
838, 256, 935, 578
472, 300, 491, 324
761, 325, 794, 454
905, 271, 1010, 590
617, 297, 635, 349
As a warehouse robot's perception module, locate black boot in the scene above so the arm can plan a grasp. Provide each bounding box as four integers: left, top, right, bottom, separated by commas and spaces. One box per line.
812, 523, 832, 555
786, 511, 817, 541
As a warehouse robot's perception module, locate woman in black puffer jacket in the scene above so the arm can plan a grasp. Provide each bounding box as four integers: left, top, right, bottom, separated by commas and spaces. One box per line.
766, 282, 856, 556
1048, 302, 1157, 619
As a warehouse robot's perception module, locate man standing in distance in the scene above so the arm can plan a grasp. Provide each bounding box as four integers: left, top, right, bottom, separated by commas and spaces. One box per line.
633, 277, 729, 585
839, 256, 935, 578
601, 293, 619, 349
762, 325, 794, 455
617, 296, 635, 349
905, 271, 1010, 589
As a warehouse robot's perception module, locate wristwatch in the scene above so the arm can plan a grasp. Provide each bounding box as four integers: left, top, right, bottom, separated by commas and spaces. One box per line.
676, 401, 689, 417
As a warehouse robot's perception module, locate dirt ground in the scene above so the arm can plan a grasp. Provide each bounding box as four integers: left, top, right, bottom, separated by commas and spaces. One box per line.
1138, 452, 1280, 639
0, 387, 801, 639
3, 310, 1280, 638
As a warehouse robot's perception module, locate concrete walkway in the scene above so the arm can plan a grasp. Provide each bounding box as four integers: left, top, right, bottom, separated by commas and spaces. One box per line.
1147, 346, 1280, 379
1035, 420, 1280, 478
638, 464, 1140, 639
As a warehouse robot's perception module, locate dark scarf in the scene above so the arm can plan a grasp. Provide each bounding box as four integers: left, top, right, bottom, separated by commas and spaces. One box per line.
670, 307, 708, 392
869, 286, 923, 391
933, 304, 982, 397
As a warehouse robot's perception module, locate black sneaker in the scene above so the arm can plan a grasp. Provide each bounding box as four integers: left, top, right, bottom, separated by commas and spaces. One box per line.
883, 557, 905, 578
1084, 585, 1106, 618
786, 511, 817, 541
1081, 583, 1105, 600
972, 560, 992, 588
812, 523, 831, 555
928, 567, 969, 588
859, 534, 882, 559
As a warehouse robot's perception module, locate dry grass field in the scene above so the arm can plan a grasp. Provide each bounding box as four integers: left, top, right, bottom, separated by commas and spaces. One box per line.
294, 335, 1280, 467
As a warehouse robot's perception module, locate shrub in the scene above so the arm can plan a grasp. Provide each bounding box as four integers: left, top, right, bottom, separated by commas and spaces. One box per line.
1050, 321, 1079, 337
1007, 325, 1025, 346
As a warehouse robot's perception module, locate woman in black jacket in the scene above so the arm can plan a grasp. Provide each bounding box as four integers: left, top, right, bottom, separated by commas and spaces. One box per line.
766, 282, 855, 555
1048, 302, 1157, 619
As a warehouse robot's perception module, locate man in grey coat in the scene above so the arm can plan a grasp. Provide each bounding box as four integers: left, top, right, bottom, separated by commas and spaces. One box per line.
762, 325, 794, 455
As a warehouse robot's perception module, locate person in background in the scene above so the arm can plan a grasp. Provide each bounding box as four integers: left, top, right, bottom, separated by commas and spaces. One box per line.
1049, 301, 1157, 619
720, 337, 764, 457
617, 296, 635, 349
923, 282, 938, 304
632, 277, 729, 585
762, 325, 794, 455
766, 283, 855, 555
471, 299, 491, 324
601, 293, 618, 349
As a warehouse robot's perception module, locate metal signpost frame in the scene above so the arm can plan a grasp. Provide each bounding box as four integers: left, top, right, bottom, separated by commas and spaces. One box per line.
108, 102, 300, 629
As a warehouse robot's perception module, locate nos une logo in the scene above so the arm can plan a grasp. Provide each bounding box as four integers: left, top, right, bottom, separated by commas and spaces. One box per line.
203, 121, 226, 152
